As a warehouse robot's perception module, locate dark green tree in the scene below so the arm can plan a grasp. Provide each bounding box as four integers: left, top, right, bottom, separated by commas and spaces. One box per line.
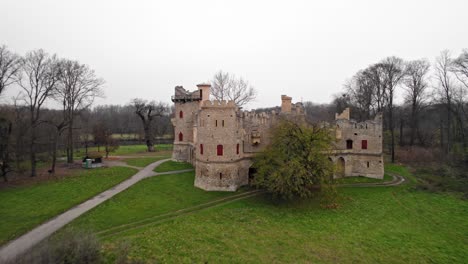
252, 119, 335, 200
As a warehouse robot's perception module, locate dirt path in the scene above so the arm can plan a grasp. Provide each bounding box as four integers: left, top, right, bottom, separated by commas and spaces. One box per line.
0, 158, 190, 263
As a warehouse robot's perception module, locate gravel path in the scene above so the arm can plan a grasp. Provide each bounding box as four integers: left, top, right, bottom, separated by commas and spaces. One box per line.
0, 158, 193, 262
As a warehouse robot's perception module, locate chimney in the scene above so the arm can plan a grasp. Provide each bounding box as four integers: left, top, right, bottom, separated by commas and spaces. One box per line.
197, 83, 211, 102
281, 95, 292, 113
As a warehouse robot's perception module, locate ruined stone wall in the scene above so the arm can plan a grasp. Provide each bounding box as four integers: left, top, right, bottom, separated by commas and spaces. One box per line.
331, 112, 384, 179
171, 100, 199, 162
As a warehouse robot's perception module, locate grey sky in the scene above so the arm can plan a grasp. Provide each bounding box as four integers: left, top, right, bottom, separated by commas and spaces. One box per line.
1, 0, 467, 109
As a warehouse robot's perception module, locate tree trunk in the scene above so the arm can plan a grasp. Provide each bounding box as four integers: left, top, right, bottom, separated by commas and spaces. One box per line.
67, 121, 74, 163
399, 117, 404, 146
50, 130, 59, 174
144, 124, 155, 152
410, 103, 416, 146
447, 102, 451, 154
30, 121, 36, 177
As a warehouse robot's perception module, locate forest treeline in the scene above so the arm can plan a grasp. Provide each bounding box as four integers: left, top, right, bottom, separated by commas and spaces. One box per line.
0, 45, 172, 181
1, 44, 468, 185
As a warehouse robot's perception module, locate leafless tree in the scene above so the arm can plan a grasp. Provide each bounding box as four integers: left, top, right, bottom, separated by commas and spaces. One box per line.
451, 49, 468, 89
57, 59, 104, 163
345, 70, 375, 120
131, 99, 167, 152
17, 49, 61, 177
379, 56, 406, 163
211, 70, 256, 107
403, 59, 430, 146
435, 50, 455, 154
0, 45, 20, 97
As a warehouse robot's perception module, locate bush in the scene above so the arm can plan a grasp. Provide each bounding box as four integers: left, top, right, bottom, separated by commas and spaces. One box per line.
11, 230, 101, 264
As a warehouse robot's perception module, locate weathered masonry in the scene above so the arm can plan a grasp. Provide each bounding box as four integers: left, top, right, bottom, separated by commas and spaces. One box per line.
171, 84, 384, 191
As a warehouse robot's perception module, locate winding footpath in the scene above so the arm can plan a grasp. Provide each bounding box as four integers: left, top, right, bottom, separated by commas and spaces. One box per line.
0, 161, 405, 263
0, 158, 193, 263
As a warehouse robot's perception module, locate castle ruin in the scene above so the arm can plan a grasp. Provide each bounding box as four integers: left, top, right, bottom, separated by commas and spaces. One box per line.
171, 83, 384, 191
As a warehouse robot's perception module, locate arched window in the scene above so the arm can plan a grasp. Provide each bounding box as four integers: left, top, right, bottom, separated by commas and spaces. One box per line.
346, 139, 353, 149
179, 132, 183, 141
217, 145, 223, 156
236, 143, 240, 154
200, 144, 203, 155
179, 111, 183, 118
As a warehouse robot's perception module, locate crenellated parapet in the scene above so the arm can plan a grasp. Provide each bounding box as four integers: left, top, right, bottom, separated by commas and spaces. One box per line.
201, 100, 237, 108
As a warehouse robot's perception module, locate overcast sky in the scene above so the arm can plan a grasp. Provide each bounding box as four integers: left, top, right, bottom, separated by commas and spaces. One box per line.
1, 0, 467, 109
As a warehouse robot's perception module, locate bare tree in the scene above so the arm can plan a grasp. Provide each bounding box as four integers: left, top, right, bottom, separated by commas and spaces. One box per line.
17, 49, 61, 177
211, 70, 256, 107
451, 49, 468, 89
379, 56, 406, 163
403, 59, 430, 146
435, 50, 455, 154
0, 116, 13, 182
131, 99, 167, 152
345, 69, 375, 120
57, 59, 104, 163
0, 45, 20, 96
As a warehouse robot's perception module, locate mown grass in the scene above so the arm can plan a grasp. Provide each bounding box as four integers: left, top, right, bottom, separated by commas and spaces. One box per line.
333, 174, 393, 184
124, 156, 170, 167
85, 165, 467, 263
63, 172, 237, 233
154, 160, 193, 173
0, 166, 137, 246
69, 144, 173, 158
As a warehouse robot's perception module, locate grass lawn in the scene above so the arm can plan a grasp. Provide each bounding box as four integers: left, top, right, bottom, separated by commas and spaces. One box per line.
334, 174, 393, 184
124, 156, 170, 167
71, 164, 467, 263
0, 166, 137, 246
154, 160, 193, 173
68, 144, 173, 158
63, 172, 238, 233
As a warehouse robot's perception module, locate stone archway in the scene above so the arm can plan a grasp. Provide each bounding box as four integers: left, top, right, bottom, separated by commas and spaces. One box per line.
336, 157, 345, 178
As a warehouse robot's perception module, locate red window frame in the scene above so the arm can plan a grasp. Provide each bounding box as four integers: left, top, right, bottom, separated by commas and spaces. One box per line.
361, 140, 368, 150
178, 132, 183, 141
200, 144, 203, 155
217, 145, 223, 156
179, 111, 183, 118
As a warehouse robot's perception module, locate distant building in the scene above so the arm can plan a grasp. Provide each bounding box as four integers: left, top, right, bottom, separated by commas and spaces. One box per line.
171, 84, 383, 191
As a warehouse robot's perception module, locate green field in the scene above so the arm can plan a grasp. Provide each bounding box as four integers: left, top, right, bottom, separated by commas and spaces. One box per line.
334, 174, 393, 184
69, 144, 173, 158
50, 164, 468, 263
64, 172, 237, 233
0, 166, 137, 245
154, 160, 193, 173
124, 156, 171, 167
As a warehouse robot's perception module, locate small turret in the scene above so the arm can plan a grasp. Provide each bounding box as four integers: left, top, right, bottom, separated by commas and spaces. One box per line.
197, 83, 211, 102
281, 95, 292, 113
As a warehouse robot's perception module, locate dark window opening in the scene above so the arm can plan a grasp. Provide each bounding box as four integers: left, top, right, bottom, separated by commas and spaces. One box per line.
354, 133, 358, 136
217, 145, 223, 156
215, 120, 218, 127
178, 132, 183, 141
361, 140, 368, 149
179, 111, 183, 118
200, 144, 203, 155
367, 161, 370, 168
236, 143, 240, 154
346, 139, 353, 149
200, 89, 203, 98
222, 120, 225, 127
219, 173, 223, 179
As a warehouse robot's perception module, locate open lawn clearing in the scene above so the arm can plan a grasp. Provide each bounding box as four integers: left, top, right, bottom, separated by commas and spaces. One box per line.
100, 183, 468, 263
124, 156, 171, 167
67, 144, 173, 158
334, 174, 393, 184
64, 172, 239, 233
154, 160, 193, 173
0, 166, 137, 246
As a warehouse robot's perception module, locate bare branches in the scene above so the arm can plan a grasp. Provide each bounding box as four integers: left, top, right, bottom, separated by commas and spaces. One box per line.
131, 98, 168, 152
211, 70, 256, 107
0, 45, 21, 96
451, 49, 468, 89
